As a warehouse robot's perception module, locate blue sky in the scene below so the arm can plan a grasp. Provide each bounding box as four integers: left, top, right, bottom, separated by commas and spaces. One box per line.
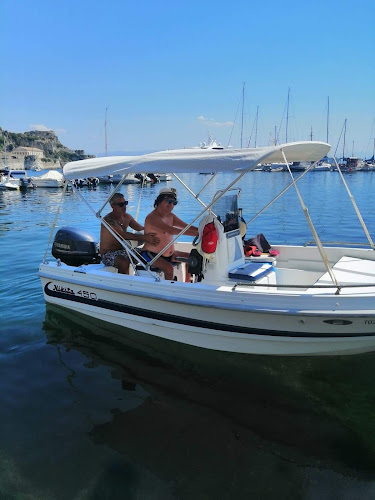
2, 0, 375, 158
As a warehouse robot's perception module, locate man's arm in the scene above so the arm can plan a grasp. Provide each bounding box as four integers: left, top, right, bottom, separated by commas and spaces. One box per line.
127, 216, 160, 246
129, 217, 144, 232
172, 214, 199, 236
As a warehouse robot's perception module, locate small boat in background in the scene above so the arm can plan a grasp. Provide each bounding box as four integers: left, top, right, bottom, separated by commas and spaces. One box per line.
310, 161, 331, 172
0, 169, 35, 190
156, 173, 172, 181
0, 169, 20, 190
31, 170, 65, 188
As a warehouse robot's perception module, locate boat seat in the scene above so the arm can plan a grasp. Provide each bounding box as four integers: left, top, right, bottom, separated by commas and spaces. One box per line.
228, 262, 274, 282
102, 265, 118, 273
309, 256, 375, 291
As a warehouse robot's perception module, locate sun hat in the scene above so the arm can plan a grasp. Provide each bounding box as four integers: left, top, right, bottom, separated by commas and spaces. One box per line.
159, 187, 177, 197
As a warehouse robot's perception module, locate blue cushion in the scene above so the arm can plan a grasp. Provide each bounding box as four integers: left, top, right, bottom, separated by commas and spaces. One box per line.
229, 262, 273, 282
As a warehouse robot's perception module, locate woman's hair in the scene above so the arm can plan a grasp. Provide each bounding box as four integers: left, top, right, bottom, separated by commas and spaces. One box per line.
154, 194, 166, 208
154, 193, 177, 208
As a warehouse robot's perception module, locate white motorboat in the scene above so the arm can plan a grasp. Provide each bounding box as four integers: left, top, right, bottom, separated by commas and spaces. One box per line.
156, 173, 172, 181
39, 141, 375, 356
31, 170, 65, 188
0, 169, 20, 190
111, 173, 142, 184
0, 169, 35, 190
310, 161, 332, 172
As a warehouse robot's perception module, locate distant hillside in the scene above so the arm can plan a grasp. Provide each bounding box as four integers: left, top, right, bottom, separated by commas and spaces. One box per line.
0, 128, 95, 164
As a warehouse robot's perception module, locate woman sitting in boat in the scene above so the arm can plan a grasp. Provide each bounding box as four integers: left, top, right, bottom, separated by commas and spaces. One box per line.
100, 193, 160, 274
141, 188, 199, 280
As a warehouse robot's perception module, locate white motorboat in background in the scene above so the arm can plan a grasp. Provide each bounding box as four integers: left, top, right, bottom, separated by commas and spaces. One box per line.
111, 173, 142, 184
31, 170, 65, 188
310, 161, 331, 171
39, 141, 375, 356
156, 173, 172, 182
0, 169, 35, 190
0, 169, 20, 190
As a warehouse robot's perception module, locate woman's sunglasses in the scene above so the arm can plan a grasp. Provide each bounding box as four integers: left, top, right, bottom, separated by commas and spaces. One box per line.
114, 201, 128, 207
166, 198, 178, 205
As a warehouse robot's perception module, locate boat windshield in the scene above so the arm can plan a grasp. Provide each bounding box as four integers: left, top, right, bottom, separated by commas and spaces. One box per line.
212, 192, 239, 233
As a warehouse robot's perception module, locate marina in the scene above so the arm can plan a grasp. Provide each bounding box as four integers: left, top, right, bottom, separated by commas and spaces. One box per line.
2, 165, 375, 496
2, 0, 375, 496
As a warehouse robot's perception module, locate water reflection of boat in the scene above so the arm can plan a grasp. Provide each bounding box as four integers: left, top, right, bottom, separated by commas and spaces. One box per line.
43, 304, 375, 495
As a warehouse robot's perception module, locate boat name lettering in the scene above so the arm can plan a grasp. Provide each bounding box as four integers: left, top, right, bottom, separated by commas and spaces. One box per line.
53, 284, 75, 295
365, 320, 375, 325
77, 290, 98, 300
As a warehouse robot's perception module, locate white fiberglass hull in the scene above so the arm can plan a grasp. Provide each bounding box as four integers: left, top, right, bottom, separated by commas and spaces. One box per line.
39, 261, 375, 356
31, 179, 64, 188
0, 181, 20, 190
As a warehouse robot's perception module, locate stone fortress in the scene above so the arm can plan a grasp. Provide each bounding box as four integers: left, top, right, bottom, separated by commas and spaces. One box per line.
1, 128, 94, 170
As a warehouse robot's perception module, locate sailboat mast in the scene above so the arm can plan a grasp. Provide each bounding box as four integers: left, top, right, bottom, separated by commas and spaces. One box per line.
105, 107, 108, 156
285, 87, 290, 143
240, 82, 245, 148
342, 118, 347, 160
326, 96, 330, 143
254, 105, 259, 148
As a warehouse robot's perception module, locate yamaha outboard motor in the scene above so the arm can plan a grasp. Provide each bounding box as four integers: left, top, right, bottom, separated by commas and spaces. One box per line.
52, 227, 101, 266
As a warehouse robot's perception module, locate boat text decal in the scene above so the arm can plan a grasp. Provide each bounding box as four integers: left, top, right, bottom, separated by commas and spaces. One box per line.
44, 282, 371, 338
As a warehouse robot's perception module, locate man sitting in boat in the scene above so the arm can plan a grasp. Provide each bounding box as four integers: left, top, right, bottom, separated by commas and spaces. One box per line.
100, 193, 160, 274
141, 188, 199, 280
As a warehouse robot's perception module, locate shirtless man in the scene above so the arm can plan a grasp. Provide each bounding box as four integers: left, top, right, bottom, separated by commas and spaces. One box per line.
100, 193, 160, 274
141, 188, 199, 280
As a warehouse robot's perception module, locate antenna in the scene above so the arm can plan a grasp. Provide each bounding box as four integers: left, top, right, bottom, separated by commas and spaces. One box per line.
326, 96, 330, 143
105, 106, 109, 156
342, 118, 347, 160
254, 105, 259, 148
286, 87, 290, 143
240, 82, 245, 148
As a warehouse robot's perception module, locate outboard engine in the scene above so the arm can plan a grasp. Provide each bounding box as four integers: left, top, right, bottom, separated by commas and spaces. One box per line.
52, 227, 101, 266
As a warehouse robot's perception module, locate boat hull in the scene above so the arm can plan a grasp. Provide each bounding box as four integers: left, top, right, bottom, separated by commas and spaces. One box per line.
39, 264, 375, 356
31, 180, 64, 188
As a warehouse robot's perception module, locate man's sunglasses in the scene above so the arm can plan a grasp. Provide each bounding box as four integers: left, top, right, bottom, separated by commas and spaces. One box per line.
166, 198, 178, 205
114, 201, 128, 207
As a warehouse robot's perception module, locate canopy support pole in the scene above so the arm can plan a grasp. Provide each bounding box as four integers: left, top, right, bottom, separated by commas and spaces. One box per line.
173, 173, 210, 209
332, 156, 375, 249
43, 180, 69, 264
196, 173, 218, 198
281, 150, 339, 288
246, 159, 320, 226
173, 173, 220, 219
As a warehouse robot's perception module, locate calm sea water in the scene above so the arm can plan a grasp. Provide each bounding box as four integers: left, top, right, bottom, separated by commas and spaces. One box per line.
2, 170, 375, 499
